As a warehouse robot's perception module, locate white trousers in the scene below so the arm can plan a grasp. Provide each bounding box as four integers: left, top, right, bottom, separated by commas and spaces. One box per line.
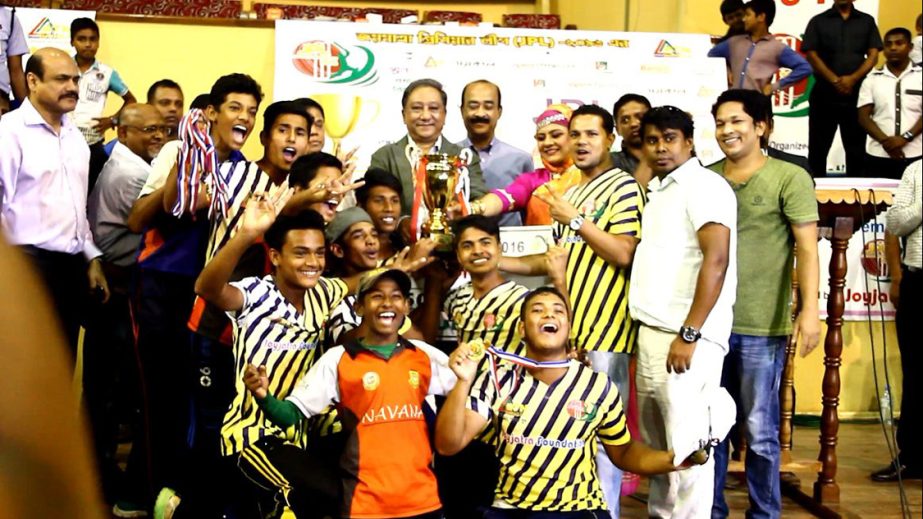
635, 324, 725, 519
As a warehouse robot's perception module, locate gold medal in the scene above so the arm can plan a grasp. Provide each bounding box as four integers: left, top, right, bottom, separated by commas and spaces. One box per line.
467, 339, 487, 360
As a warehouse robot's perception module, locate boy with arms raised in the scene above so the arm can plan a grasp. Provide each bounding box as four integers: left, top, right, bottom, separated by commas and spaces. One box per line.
156, 93, 315, 517
436, 287, 693, 517
127, 85, 250, 510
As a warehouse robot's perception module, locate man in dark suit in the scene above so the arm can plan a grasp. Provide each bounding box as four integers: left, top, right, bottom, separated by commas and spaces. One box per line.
369, 78, 487, 230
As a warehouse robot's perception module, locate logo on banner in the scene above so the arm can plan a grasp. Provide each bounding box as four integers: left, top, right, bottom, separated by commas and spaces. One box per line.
770, 34, 811, 118
292, 41, 378, 85
654, 40, 692, 58
27, 17, 66, 40
860, 238, 890, 280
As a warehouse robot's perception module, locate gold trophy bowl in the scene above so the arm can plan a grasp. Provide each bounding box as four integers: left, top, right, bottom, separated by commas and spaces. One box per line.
421, 153, 463, 251
310, 93, 380, 153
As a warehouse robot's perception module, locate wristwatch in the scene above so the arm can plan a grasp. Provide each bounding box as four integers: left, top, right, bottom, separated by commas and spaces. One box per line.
569, 215, 585, 231
902, 130, 915, 140
679, 325, 702, 343
110, 116, 118, 127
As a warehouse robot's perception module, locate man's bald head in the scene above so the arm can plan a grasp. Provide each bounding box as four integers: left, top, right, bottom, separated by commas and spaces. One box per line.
117, 103, 166, 163
119, 103, 161, 128
25, 48, 80, 119
25, 48, 75, 82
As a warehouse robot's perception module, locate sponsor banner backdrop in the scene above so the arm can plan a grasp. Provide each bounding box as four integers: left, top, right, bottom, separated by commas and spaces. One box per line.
768, 0, 880, 174
273, 21, 727, 171
13, 8, 95, 58
818, 219, 895, 321
815, 179, 898, 321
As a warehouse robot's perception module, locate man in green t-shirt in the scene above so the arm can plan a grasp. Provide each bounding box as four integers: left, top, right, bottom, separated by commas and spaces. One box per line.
708, 89, 820, 519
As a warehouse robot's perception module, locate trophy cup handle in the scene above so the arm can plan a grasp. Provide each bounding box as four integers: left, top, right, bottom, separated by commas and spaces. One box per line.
405, 144, 420, 168
459, 148, 474, 167
455, 149, 473, 208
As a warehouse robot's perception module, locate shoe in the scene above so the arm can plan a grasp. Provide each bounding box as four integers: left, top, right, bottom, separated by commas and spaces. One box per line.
153, 488, 180, 519
870, 461, 923, 482
113, 501, 149, 517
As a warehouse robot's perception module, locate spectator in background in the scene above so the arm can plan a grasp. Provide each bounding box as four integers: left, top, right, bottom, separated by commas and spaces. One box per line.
610, 93, 654, 189
858, 27, 922, 179
147, 79, 184, 141
0, 48, 109, 355
294, 97, 328, 154
912, 15, 922, 66
717, 0, 747, 44
708, 90, 819, 519
85, 103, 166, 517
709, 0, 812, 96
875, 159, 922, 483
802, 0, 882, 176
104, 79, 185, 156
70, 17, 137, 189
458, 80, 534, 227
1, 6, 28, 104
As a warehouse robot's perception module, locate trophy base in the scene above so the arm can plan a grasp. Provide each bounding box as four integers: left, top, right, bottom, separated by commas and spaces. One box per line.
429, 231, 455, 252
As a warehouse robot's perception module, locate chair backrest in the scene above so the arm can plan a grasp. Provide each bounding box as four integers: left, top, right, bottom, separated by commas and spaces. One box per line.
424, 10, 483, 25
502, 14, 562, 29
60, 0, 241, 18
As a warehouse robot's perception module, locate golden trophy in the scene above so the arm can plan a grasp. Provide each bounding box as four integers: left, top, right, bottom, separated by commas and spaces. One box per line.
404, 148, 473, 251
422, 153, 462, 250
310, 93, 379, 153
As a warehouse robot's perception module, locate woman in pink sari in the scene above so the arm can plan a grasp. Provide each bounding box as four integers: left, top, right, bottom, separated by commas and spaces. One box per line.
467, 104, 581, 226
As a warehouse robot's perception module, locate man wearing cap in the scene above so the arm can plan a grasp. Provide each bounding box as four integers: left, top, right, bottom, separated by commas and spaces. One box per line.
242, 267, 456, 519
326, 207, 395, 344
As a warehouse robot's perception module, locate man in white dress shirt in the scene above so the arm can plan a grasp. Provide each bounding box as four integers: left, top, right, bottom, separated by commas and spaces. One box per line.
0, 47, 108, 355
629, 106, 737, 518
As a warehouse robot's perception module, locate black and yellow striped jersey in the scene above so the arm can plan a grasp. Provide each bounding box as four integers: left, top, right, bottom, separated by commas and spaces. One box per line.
444, 280, 530, 355
553, 168, 644, 354
468, 360, 630, 511
220, 275, 347, 456
190, 161, 291, 343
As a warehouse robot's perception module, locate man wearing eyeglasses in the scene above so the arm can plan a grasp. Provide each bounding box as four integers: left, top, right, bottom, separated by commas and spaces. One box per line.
85, 102, 166, 514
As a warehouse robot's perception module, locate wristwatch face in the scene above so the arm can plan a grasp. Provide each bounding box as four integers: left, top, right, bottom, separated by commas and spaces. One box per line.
569, 217, 584, 231
681, 327, 698, 342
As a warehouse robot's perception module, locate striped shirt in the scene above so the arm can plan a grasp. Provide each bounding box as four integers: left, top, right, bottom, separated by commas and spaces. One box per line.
220, 275, 347, 456
468, 360, 629, 511
887, 159, 922, 269
444, 280, 530, 355
554, 168, 644, 353
189, 160, 290, 343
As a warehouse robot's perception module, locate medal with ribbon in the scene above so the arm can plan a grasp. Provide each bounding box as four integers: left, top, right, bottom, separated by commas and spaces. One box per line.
172, 109, 228, 221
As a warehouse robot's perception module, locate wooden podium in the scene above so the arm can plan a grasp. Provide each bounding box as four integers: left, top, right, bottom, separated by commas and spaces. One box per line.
777, 178, 897, 508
